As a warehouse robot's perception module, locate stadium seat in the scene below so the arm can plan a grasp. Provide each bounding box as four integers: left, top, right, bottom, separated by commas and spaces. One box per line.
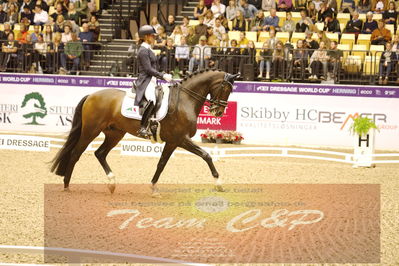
357, 34, 371, 49
189, 20, 199, 26
315, 22, 324, 31
276, 11, 286, 25
263, 11, 270, 18
363, 55, 380, 75
312, 32, 319, 41
370, 45, 385, 56
291, 12, 301, 23
337, 44, 350, 60
14, 24, 21, 31
258, 31, 270, 42
291, 32, 305, 44
340, 33, 356, 48
28, 25, 34, 34
255, 42, 264, 48
340, 23, 345, 33
49, 6, 55, 15
385, 24, 395, 36
359, 13, 366, 21
246, 31, 257, 42
276, 32, 290, 43
228, 31, 241, 42
326, 32, 339, 42
337, 13, 350, 25
373, 13, 382, 20
0, 24, 4, 31
228, 20, 233, 31
352, 44, 367, 60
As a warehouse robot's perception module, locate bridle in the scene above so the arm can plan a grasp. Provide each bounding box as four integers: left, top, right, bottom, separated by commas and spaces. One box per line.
178, 73, 233, 111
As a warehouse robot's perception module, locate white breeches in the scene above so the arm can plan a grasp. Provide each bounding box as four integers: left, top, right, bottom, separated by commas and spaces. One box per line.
145, 77, 157, 103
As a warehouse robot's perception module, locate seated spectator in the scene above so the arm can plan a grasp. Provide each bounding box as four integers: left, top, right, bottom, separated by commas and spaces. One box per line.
0, 32, 19, 72
47, 33, 64, 73
194, 16, 208, 44
35, 0, 49, 13
75, 0, 90, 21
153, 26, 167, 48
307, 2, 318, 23
262, 0, 276, 11
0, 23, 14, 42
327, 41, 343, 78
160, 38, 175, 72
340, 0, 354, 13
181, 16, 190, 36
304, 30, 319, 56
17, 24, 29, 44
188, 35, 211, 73
240, 0, 257, 20
204, 9, 215, 27
371, 19, 391, 45
78, 23, 93, 69
323, 14, 340, 33
50, 3, 66, 23
209, 38, 221, 68
54, 0, 69, 13
344, 11, 363, 33
378, 42, 395, 84
277, 0, 293, 12
19, 34, 33, 72
30, 25, 41, 43
318, 3, 333, 22
170, 25, 183, 46
258, 41, 272, 79
54, 15, 66, 33
213, 17, 226, 40
6, 3, 18, 26
211, 0, 226, 18
20, 0, 36, 13
34, 5, 49, 26
238, 31, 249, 48
33, 34, 48, 73
272, 41, 285, 79
318, 30, 331, 48
218, 14, 229, 29
222, 39, 241, 73
88, 15, 100, 42
164, 15, 176, 35
20, 6, 34, 25
226, 0, 238, 20
358, 0, 371, 14
150, 16, 161, 33
247, 0, 262, 9
268, 28, 279, 48
43, 24, 53, 42
250, 10, 265, 31
309, 41, 328, 79
65, 3, 80, 25
295, 0, 307, 11
232, 10, 246, 31
204, 0, 213, 9
0, 5, 6, 24
239, 39, 257, 76
373, 0, 385, 14
282, 12, 295, 36
296, 10, 313, 32
292, 39, 308, 80
60, 32, 82, 74
206, 26, 217, 45
362, 12, 378, 33
175, 36, 190, 74
61, 24, 73, 43
325, 0, 337, 12
194, 0, 207, 20
383, 2, 397, 28
263, 8, 279, 31
186, 26, 197, 46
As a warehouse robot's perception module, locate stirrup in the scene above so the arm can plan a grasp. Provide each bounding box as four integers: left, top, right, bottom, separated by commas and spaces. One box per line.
137, 128, 152, 139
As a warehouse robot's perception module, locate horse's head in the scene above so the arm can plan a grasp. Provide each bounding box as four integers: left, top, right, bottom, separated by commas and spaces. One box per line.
209, 72, 240, 117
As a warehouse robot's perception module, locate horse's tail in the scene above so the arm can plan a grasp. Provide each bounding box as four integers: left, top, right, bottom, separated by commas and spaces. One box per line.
50, 95, 89, 176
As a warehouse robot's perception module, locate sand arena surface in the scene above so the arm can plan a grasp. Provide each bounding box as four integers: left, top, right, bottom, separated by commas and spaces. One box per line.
0, 144, 398, 265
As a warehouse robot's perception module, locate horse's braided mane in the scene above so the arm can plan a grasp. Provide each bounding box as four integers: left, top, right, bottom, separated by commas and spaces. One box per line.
180, 68, 223, 86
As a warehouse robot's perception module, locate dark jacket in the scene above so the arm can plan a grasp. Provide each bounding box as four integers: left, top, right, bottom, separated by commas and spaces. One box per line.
134, 44, 164, 106
344, 19, 363, 33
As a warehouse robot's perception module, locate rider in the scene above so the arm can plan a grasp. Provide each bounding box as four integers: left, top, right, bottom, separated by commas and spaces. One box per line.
133, 25, 173, 138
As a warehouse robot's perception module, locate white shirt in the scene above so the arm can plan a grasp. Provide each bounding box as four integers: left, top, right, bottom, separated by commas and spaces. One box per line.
211, 3, 226, 18
213, 25, 226, 40
61, 32, 72, 43
34, 10, 49, 24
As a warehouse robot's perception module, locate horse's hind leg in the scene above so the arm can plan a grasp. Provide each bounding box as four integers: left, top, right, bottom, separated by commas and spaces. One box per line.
95, 129, 125, 193
179, 137, 223, 192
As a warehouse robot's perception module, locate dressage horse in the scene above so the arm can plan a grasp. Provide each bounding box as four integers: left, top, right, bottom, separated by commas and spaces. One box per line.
51, 70, 239, 195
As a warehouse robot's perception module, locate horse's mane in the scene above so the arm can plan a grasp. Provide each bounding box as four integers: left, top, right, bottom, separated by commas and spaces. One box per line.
180, 68, 223, 86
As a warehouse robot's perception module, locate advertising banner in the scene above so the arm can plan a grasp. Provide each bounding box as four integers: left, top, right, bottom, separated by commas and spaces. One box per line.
197, 102, 237, 130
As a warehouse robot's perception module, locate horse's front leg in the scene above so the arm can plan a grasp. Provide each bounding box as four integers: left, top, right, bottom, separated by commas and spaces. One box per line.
151, 142, 177, 197
179, 137, 224, 192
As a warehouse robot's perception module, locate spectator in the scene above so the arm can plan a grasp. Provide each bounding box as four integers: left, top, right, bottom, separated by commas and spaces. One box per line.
323, 14, 340, 33
247, 0, 262, 9
211, 0, 226, 18
181, 16, 190, 36
304, 30, 319, 56
160, 38, 175, 72
373, 0, 385, 14
309, 41, 328, 79
35, 0, 49, 13
20, 0, 36, 13
224, 39, 240, 73
30, 25, 41, 43
60, 32, 82, 74
65, 3, 80, 25
213, 17, 226, 40
88, 15, 100, 42
194, 16, 208, 43
262, 0, 276, 11
344, 11, 363, 33
6, 3, 18, 26
17, 24, 29, 44
292, 39, 308, 80
54, 0, 69, 13
371, 19, 391, 45
43, 24, 53, 42
204, 0, 214, 9
0, 23, 14, 43
206, 26, 217, 44
209, 38, 221, 68
325, 0, 337, 12
150, 16, 161, 33
164, 15, 176, 35
50, 3, 65, 23
318, 30, 331, 48
0, 5, 6, 24
378, 42, 395, 84
218, 14, 229, 29
340, 0, 355, 13
33, 34, 47, 73
294, 0, 307, 11
296, 10, 313, 32
358, 0, 371, 13
20, 6, 34, 25
33, 5, 49, 25
232, 10, 246, 31
47, 33, 64, 74
313, 0, 323, 11
186, 26, 197, 46
154, 26, 167, 48
263, 8, 279, 31
383, 2, 397, 29
175, 36, 190, 74
258, 41, 272, 79
250, 10, 265, 31
75, 0, 89, 21
194, 0, 208, 20
170, 25, 183, 46
238, 31, 249, 47
307, 2, 317, 23
226, 0, 238, 20
61, 24, 73, 43
239, 39, 256, 75
188, 35, 211, 73
0, 32, 18, 72
78, 23, 93, 69
272, 41, 285, 80
20, 34, 33, 72
277, 0, 293, 11
204, 9, 215, 27
54, 14, 66, 33
267, 28, 279, 48
362, 11, 378, 33
318, 2, 333, 22
240, 0, 257, 19
282, 12, 295, 35
327, 41, 343, 79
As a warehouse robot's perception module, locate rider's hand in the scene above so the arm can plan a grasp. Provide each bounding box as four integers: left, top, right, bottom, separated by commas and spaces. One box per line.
163, 73, 173, 82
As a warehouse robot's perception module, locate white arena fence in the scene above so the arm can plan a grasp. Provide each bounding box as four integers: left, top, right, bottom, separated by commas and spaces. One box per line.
0, 134, 398, 165
0, 245, 207, 265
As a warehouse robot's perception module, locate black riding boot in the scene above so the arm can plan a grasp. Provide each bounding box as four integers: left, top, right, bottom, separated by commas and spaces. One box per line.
137, 101, 155, 139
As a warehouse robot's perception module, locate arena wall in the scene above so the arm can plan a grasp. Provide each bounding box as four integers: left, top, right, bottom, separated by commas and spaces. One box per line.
0, 73, 398, 150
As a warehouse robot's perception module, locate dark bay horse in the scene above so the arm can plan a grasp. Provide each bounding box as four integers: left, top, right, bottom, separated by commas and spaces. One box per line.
51, 70, 239, 196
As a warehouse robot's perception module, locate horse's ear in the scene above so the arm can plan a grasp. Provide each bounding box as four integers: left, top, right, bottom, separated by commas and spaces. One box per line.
226, 73, 240, 84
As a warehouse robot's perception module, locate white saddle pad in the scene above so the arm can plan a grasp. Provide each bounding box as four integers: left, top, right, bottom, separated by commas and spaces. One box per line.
121, 85, 170, 121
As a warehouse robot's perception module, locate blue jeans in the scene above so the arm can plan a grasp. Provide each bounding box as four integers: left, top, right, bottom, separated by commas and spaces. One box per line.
379, 62, 392, 78
259, 60, 271, 75
188, 57, 208, 72
60, 53, 80, 71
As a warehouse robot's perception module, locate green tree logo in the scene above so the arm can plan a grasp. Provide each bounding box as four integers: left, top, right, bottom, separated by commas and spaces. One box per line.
21, 92, 47, 125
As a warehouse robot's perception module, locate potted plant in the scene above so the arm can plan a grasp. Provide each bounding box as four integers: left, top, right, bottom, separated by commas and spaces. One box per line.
200, 130, 211, 143
350, 116, 378, 167
215, 131, 224, 144
232, 131, 244, 144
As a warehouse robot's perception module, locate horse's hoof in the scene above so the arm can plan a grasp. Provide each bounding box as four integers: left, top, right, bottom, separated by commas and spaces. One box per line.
63, 187, 70, 192
215, 185, 225, 192
108, 184, 116, 194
